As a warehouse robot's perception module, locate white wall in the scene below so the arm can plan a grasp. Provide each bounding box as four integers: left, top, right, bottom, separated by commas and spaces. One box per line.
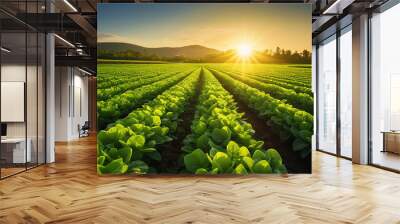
55, 67, 89, 141
1, 63, 46, 164
72, 72, 89, 138
1, 64, 26, 139
55, 66, 70, 141
1, 64, 26, 82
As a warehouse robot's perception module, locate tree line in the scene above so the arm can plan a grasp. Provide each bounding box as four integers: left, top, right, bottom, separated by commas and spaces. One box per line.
98, 47, 311, 64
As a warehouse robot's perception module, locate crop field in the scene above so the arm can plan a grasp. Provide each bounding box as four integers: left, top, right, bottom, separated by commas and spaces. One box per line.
97, 63, 313, 175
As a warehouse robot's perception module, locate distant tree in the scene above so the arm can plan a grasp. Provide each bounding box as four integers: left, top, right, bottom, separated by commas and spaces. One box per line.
274, 47, 281, 57
284, 49, 292, 57
97, 45, 311, 64
302, 49, 310, 59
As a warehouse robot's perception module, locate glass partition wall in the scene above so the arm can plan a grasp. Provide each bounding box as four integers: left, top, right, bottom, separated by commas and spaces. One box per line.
316, 25, 353, 159
0, 31, 27, 177
316, 0, 400, 171
0, 4, 46, 179
339, 26, 352, 159
317, 35, 337, 154
370, 2, 400, 171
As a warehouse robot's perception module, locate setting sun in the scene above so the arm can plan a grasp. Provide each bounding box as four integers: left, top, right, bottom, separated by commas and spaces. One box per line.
236, 44, 253, 58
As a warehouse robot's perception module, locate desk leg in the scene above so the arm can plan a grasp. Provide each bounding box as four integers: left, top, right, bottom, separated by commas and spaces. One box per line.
382, 133, 386, 153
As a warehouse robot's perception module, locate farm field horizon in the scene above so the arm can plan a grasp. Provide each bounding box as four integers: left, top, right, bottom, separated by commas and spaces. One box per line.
97, 62, 313, 174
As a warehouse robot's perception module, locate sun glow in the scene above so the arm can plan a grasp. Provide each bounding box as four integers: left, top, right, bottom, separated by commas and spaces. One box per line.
236, 43, 253, 59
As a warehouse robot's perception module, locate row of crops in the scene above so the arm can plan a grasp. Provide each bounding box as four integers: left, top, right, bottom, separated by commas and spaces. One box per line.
97, 63, 313, 174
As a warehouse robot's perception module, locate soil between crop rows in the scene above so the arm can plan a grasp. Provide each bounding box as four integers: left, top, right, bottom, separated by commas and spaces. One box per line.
149, 72, 204, 173
213, 71, 311, 173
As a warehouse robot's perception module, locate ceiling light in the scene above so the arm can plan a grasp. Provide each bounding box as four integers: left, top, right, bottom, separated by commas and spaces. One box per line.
78, 67, 93, 76
76, 48, 85, 55
1, 47, 11, 53
63, 0, 78, 12
54, 34, 75, 48
323, 0, 354, 15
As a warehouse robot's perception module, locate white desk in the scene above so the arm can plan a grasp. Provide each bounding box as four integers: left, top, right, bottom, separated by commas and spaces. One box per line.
1, 138, 31, 163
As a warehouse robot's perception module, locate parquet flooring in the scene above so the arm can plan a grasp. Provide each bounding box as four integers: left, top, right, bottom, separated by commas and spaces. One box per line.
0, 135, 399, 224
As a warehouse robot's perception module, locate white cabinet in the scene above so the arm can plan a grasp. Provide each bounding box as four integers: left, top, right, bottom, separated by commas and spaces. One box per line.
1, 138, 32, 163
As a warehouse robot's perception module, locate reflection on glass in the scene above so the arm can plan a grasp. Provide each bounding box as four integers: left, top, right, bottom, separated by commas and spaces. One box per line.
317, 36, 337, 154
38, 33, 46, 165
1, 32, 27, 177
371, 3, 400, 171
27, 31, 38, 169
390, 75, 400, 130
340, 28, 352, 158
0, 1, 47, 179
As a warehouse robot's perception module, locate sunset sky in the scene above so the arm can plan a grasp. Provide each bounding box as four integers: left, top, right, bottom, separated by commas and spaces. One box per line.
98, 4, 311, 52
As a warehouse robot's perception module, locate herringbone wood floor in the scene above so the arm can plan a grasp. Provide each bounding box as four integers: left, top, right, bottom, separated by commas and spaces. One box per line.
0, 135, 399, 224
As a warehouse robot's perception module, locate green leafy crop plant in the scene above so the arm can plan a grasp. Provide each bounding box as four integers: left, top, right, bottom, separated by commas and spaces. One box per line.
211, 69, 313, 158
222, 70, 313, 96
210, 68, 313, 114
97, 68, 201, 174
97, 64, 194, 89
181, 68, 287, 175
97, 70, 182, 101
97, 69, 195, 130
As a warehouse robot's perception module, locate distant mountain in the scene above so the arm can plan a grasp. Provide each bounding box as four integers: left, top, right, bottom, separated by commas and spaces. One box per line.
98, 42, 221, 59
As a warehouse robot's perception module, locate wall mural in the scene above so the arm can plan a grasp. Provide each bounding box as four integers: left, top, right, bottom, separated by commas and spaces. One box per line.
97, 3, 312, 175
